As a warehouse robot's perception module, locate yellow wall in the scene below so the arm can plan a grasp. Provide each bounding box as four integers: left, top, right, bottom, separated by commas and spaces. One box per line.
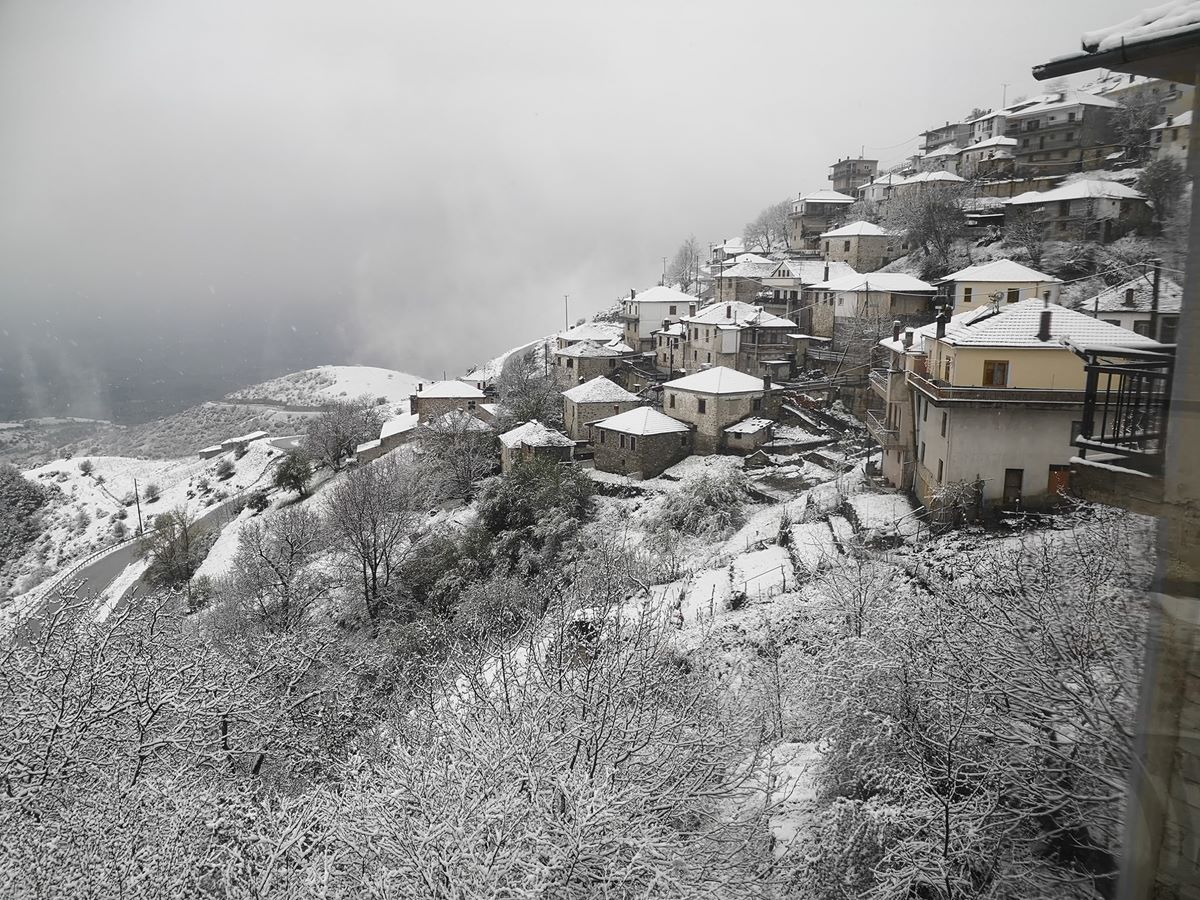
927, 343, 1087, 389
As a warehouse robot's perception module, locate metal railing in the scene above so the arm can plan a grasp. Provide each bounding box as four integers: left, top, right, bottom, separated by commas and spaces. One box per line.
1075, 345, 1174, 474
907, 370, 1088, 406
865, 410, 901, 447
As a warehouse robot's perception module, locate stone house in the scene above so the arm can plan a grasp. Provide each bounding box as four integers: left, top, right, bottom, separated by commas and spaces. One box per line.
819, 221, 908, 273
1151, 109, 1192, 165
919, 120, 971, 154
661, 366, 781, 454
561, 376, 641, 440
958, 135, 1018, 179
552, 339, 639, 388
1081, 273, 1183, 342
617, 285, 698, 351
714, 257, 778, 305
589, 407, 692, 479
916, 143, 963, 174
855, 172, 904, 205
1005, 179, 1150, 242
723, 417, 774, 455
651, 321, 687, 375
679, 301, 796, 377
556, 321, 624, 350
788, 190, 856, 250
807, 272, 937, 342
758, 259, 857, 321
411, 380, 489, 422
827, 157, 878, 195
498, 420, 575, 474
936, 259, 1062, 313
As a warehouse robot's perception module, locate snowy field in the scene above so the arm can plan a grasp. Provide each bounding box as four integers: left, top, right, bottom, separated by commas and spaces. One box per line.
225, 365, 427, 408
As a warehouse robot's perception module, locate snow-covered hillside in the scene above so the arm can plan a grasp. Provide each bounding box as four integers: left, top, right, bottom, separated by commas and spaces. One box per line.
225, 365, 427, 408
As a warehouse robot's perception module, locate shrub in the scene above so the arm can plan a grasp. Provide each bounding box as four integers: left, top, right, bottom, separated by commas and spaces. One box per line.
274, 450, 312, 497
142, 482, 161, 503
78, 460, 93, 476
246, 490, 270, 513
650, 466, 751, 539
214, 458, 235, 481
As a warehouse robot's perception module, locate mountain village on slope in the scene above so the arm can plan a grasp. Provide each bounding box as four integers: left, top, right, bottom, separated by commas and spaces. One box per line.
344, 68, 1185, 519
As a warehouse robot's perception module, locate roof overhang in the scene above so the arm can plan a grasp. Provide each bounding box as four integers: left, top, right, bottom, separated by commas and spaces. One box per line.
1034, 31, 1200, 85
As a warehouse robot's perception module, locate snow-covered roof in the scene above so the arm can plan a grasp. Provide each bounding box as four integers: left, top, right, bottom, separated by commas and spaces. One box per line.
356, 439, 381, 454
724, 417, 774, 435
1082, 2, 1200, 54
380, 412, 420, 439
684, 301, 795, 328
1083, 273, 1184, 314
1152, 108, 1194, 129
721, 259, 779, 280
939, 259, 1061, 284
810, 273, 935, 293
1004, 90, 1119, 118
773, 259, 858, 282
498, 420, 574, 449
625, 285, 699, 307
199, 444, 223, 455
895, 171, 967, 185
938, 298, 1162, 349
591, 406, 690, 436
663, 366, 776, 395
718, 237, 745, 253
820, 220, 891, 238
417, 380, 486, 399
652, 321, 687, 337
558, 321, 623, 343
798, 190, 855, 204
963, 135, 1019, 151
562, 376, 640, 404
921, 144, 962, 159
554, 339, 634, 359
1005, 179, 1145, 205
733, 252, 774, 265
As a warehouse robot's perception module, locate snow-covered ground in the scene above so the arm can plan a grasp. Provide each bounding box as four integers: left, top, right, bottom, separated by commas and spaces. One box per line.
225, 365, 427, 409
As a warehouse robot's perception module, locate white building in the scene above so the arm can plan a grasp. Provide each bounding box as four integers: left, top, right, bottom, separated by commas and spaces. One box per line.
1080, 273, 1183, 342
1151, 109, 1192, 165
617, 285, 699, 351
936, 259, 1062, 313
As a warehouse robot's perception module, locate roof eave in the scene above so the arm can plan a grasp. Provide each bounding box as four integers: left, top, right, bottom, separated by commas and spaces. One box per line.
1033, 30, 1200, 84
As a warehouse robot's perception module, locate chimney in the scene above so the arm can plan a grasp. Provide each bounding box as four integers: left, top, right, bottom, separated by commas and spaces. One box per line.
416, 383, 423, 392
762, 374, 772, 391
902, 329, 913, 349
1037, 305, 1052, 342
1167, 114, 1175, 126
631, 288, 637, 299
725, 304, 732, 319
892, 320, 902, 341
823, 262, 829, 280
1123, 288, 1136, 307
935, 310, 948, 339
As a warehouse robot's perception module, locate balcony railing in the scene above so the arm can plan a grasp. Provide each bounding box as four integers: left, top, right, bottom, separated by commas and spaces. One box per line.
1074, 345, 1174, 474
865, 410, 901, 447
869, 368, 903, 398
907, 371, 1088, 406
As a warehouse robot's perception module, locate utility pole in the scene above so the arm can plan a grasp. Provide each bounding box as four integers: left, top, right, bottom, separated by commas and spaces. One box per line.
1001, 82, 1010, 107
662, 257, 667, 286
1150, 258, 1162, 342
564, 294, 569, 330
132, 477, 143, 535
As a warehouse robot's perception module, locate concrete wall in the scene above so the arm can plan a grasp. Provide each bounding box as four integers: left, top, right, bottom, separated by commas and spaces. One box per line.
591, 427, 692, 478
912, 399, 1079, 507
564, 397, 639, 441
947, 279, 1061, 312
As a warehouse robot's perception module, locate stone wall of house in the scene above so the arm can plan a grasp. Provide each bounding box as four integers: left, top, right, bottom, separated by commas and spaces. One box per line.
414, 396, 482, 421
664, 389, 778, 454
821, 234, 906, 272
592, 428, 692, 478
553, 355, 628, 389
502, 443, 573, 474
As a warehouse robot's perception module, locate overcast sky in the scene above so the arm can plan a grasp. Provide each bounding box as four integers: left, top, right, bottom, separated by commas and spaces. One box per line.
0, 0, 1138, 421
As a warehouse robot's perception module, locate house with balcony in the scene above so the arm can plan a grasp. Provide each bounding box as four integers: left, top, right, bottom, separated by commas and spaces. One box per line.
758, 259, 857, 322
936, 259, 1062, 313
856, 172, 904, 204
1005, 178, 1150, 242
1092, 70, 1194, 122
788, 190, 856, 250
617, 285, 698, 352
808, 272, 937, 341
819, 221, 908, 273
651, 321, 687, 375
661, 367, 781, 454
870, 299, 1160, 512
828, 157, 878, 195
1004, 90, 1120, 175
958, 135, 1018, 179
679, 301, 797, 379
561, 376, 641, 441
920, 120, 972, 155
1080, 272, 1183, 342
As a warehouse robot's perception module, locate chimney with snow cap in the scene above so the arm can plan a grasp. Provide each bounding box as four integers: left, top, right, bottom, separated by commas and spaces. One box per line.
935, 310, 948, 339
1037, 303, 1053, 342
902, 329, 913, 349
762, 374, 772, 391
892, 320, 902, 341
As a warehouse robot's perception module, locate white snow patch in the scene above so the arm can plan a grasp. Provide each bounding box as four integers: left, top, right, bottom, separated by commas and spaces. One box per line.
732, 545, 794, 599
226, 365, 427, 408
789, 522, 838, 572
95, 559, 150, 623
849, 492, 919, 537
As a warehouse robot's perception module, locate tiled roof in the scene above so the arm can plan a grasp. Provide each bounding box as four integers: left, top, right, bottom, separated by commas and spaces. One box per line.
1006, 179, 1145, 205
1082, 2, 1200, 53
820, 220, 891, 238
498, 420, 574, 448
562, 376, 639, 403
1082, 274, 1184, 314
773, 259, 858, 282
417, 380, 486, 399
939, 259, 1060, 284
625, 285, 699, 306
663, 366, 776, 395
1004, 90, 1119, 117
721, 260, 779, 280
558, 322, 624, 342
811, 273, 935, 293
380, 412, 420, 439
798, 190, 855, 203
683, 301, 796, 328
592, 406, 690, 435
939, 298, 1162, 349
963, 135, 1018, 151
555, 339, 634, 359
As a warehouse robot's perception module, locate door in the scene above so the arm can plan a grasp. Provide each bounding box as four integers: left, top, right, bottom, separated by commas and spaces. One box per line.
1048, 464, 1070, 496
1003, 468, 1024, 506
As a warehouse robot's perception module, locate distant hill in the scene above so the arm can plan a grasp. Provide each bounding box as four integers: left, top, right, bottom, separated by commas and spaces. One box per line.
226, 365, 427, 408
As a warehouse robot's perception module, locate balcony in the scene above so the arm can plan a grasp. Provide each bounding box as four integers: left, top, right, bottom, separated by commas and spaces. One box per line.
865, 410, 901, 447
869, 368, 904, 398
907, 371, 1088, 407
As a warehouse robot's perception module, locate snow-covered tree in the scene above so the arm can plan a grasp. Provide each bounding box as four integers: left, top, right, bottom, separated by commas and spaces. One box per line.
743, 199, 792, 253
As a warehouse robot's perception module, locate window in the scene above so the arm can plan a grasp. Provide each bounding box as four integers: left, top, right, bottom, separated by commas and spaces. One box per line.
1003, 468, 1023, 505
680, 434, 688, 448
707, 352, 711, 363
599, 430, 606, 444
733, 432, 742, 441
619, 434, 626, 449
923, 400, 928, 422
668, 305, 676, 315
1133, 321, 1152, 337
752, 397, 762, 411
608, 359, 616, 368
962, 286, 972, 304
937, 459, 943, 482
657, 336, 662, 347
468, 400, 476, 410
940, 411, 947, 437
1058, 200, 1071, 216
1067, 111, 1076, 122
1006, 288, 1020, 303
983, 359, 1009, 386
1065, 131, 1074, 142
823, 241, 829, 253
629, 436, 636, 451
920, 441, 926, 463
698, 398, 707, 414
843, 240, 851, 252
566, 358, 574, 369
1102, 318, 1121, 327
669, 393, 675, 408
1161, 317, 1178, 343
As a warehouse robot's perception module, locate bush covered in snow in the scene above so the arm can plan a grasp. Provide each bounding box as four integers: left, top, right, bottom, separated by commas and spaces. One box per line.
649, 464, 751, 539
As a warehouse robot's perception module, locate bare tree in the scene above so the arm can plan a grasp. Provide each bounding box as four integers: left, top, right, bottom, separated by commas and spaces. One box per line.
302, 396, 384, 470
227, 506, 330, 631
138, 505, 205, 610
415, 410, 498, 500
883, 184, 967, 278
1112, 95, 1162, 163
668, 235, 701, 293
743, 199, 792, 253
1004, 205, 1050, 267
496, 349, 564, 429
1137, 156, 1187, 230
325, 454, 428, 618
